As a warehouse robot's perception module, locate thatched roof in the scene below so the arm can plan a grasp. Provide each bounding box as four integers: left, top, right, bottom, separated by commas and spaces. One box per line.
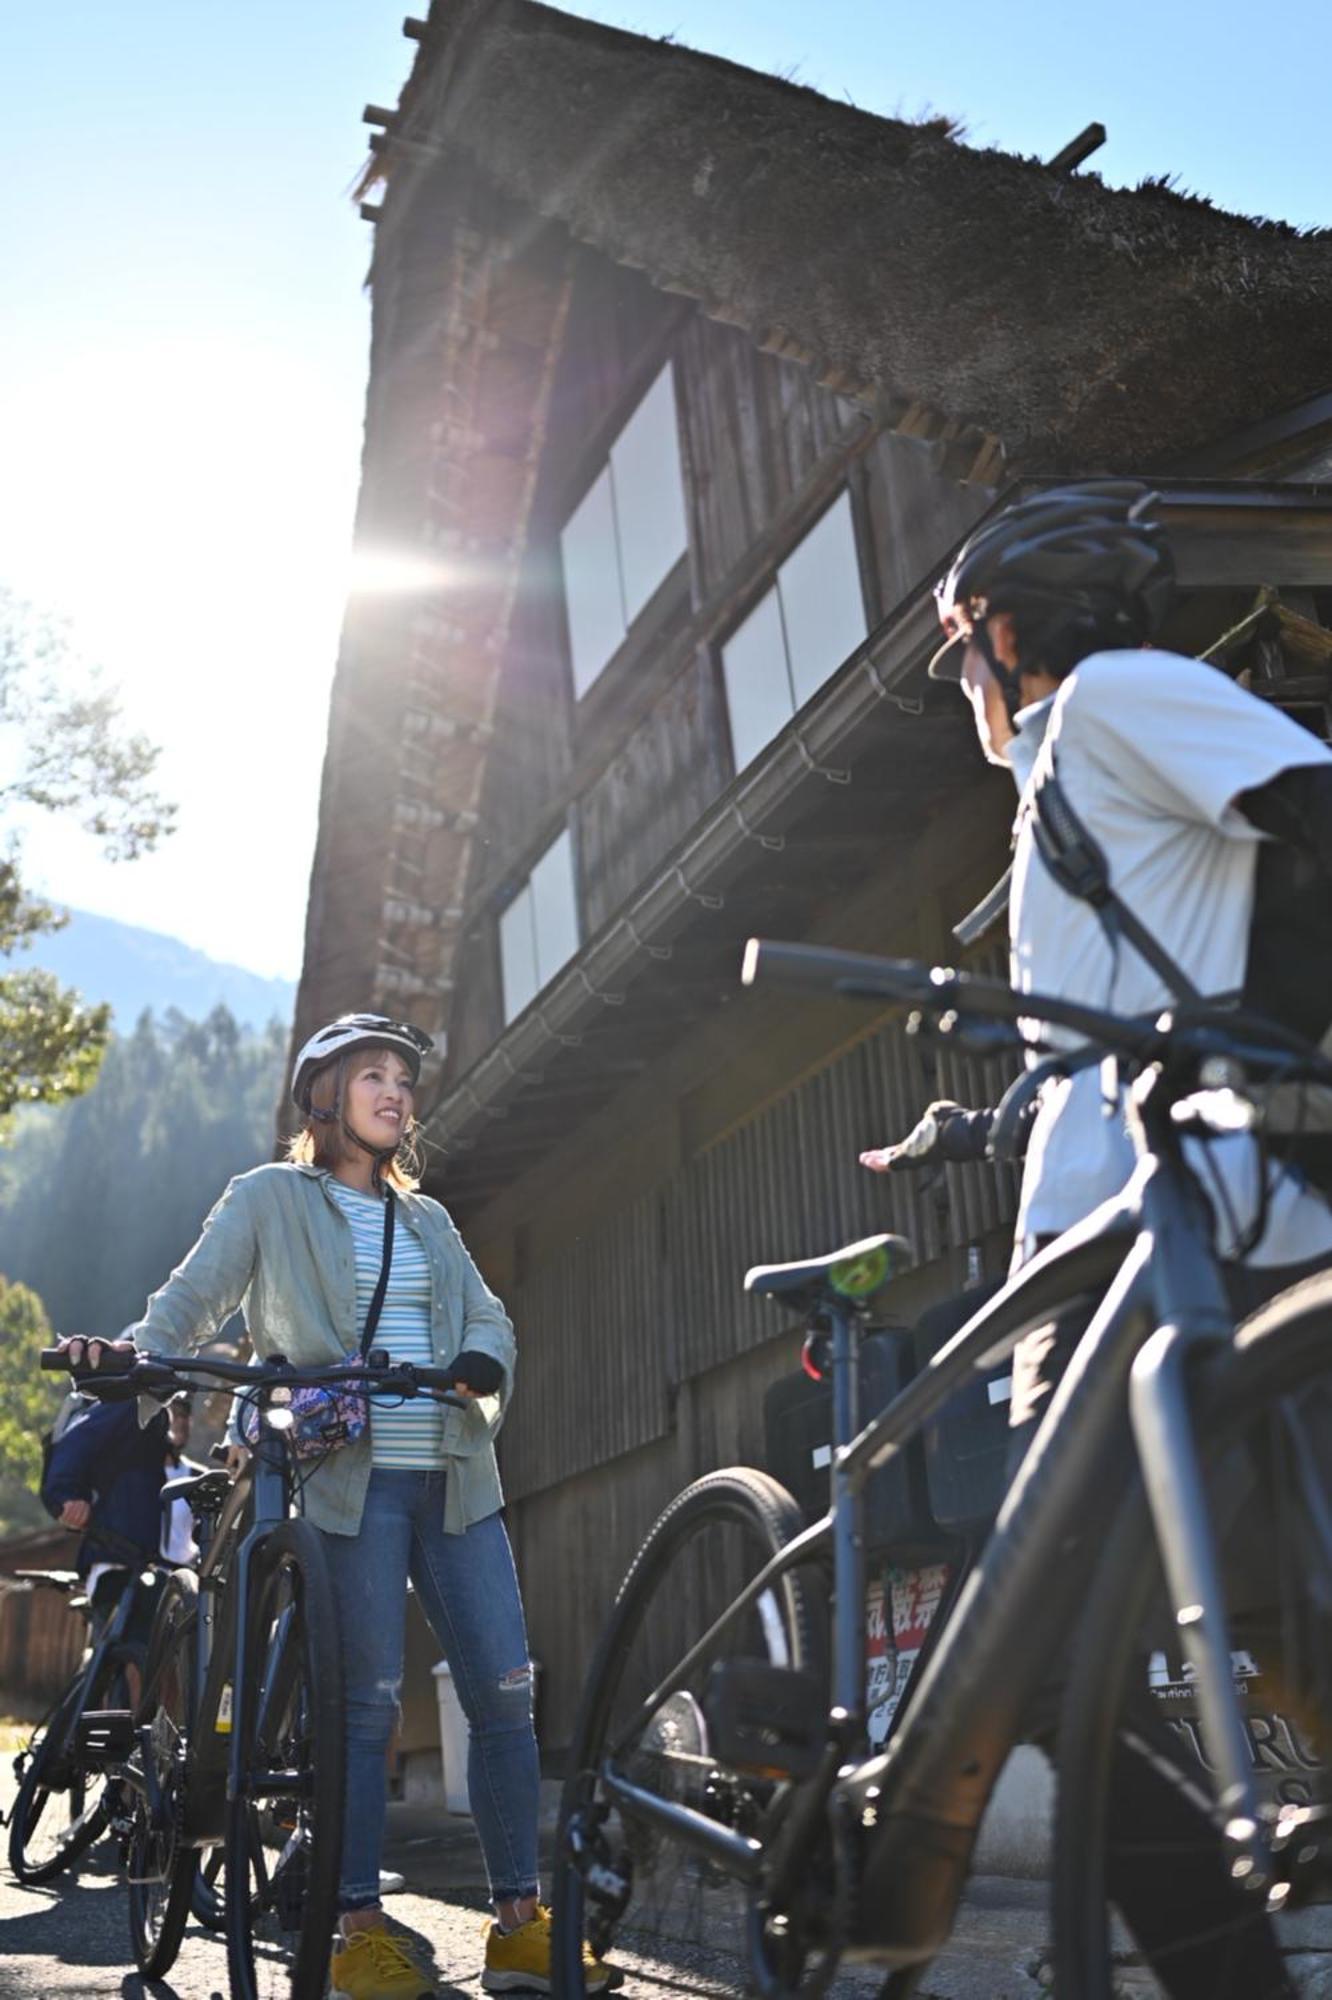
370, 0, 1331, 473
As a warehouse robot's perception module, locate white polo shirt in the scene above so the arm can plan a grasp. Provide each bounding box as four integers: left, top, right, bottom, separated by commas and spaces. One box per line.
1007, 649, 1332, 1267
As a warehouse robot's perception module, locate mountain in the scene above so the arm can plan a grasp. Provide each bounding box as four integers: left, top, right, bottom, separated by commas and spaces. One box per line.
12, 908, 296, 1031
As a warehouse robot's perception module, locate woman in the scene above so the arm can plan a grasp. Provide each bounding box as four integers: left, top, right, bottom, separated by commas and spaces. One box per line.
62, 1012, 615, 2000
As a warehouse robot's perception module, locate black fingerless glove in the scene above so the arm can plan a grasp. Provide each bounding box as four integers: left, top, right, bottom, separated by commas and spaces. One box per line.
449, 1351, 505, 1396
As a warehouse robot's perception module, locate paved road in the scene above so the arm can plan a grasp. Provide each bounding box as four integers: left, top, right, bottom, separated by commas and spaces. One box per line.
0, 1753, 1144, 2000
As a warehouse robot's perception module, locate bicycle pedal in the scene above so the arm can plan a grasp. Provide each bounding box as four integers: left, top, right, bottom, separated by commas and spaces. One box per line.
703, 1660, 826, 1780
78, 1708, 136, 1768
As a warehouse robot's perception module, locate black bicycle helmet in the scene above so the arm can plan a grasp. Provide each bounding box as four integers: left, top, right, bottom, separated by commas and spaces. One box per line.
929, 481, 1175, 688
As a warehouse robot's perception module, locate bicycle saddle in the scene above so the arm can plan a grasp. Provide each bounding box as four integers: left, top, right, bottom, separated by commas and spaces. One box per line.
745, 1234, 912, 1316
168, 1469, 234, 1512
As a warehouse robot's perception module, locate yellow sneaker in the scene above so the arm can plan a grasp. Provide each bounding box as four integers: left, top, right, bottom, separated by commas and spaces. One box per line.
480, 1903, 621, 1993
329, 1923, 437, 2000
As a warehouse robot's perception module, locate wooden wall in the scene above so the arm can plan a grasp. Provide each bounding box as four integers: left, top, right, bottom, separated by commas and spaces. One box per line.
447, 237, 995, 1076
0, 1585, 85, 1705
500, 994, 1017, 1510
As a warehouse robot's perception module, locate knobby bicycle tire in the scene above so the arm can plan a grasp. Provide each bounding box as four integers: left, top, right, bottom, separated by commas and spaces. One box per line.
127, 1568, 201, 1979
554, 1466, 827, 1999
8, 1639, 135, 1885
1054, 1269, 1332, 1998
225, 1517, 344, 2000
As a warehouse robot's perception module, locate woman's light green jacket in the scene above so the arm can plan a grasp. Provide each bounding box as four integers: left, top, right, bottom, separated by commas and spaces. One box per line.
128, 1161, 515, 1537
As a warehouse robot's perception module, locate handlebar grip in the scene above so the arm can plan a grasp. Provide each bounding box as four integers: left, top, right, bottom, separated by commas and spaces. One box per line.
39, 1343, 138, 1375
741, 937, 935, 1000
412, 1367, 478, 1409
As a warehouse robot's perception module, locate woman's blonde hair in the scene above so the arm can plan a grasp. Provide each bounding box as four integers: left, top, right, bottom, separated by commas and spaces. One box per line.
286, 1045, 422, 1191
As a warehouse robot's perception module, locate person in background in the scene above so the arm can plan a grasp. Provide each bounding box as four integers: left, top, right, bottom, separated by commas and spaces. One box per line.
159, 1393, 201, 1569
40, 1381, 170, 1651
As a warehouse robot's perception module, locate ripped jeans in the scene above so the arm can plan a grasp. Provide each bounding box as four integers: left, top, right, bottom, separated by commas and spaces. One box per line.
321, 1468, 540, 1911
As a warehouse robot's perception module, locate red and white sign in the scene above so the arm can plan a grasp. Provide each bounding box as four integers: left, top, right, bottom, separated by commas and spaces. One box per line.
866, 1564, 951, 1748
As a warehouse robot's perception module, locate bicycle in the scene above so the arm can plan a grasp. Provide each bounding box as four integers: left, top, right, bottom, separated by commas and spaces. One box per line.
6, 1525, 168, 1887
41, 1345, 470, 2000
553, 937, 1332, 1996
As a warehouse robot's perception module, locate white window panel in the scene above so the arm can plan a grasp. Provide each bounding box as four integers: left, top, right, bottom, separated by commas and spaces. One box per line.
609, 365, 689, 625
530, 828, 580, 985
722, 589, 794, 775
559, 466, 626, 698
498, 885, 538, 1025
778, 490, 868, 710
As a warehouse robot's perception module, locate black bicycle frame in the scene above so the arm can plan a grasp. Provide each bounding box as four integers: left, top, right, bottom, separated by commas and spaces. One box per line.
601, 1067, 1271, 1968
179, 1427, 292, 1850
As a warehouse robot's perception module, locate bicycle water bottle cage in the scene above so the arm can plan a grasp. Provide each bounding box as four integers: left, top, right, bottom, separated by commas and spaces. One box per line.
703, 1660, 826, 1781
745, 1235, 912, 1321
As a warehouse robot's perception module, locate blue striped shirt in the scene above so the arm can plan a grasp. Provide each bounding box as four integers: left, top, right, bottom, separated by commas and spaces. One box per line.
326, 1180, 443, 1469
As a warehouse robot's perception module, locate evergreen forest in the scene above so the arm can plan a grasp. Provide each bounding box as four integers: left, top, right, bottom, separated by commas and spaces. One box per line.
0, 1007, 288, 1531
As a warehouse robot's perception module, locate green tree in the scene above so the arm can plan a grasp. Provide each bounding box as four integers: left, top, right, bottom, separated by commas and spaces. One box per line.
0, 1006, 288, 1340
0, 585, 174, 1126
0, 1276, 63, 1533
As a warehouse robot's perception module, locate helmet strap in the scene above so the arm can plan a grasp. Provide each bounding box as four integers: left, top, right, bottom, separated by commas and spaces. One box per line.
305, 1054, 400, 1189
973, 617, 1025, 721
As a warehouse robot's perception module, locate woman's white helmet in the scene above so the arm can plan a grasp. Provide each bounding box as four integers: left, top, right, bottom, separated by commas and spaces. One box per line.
291, 1013, 434, 1114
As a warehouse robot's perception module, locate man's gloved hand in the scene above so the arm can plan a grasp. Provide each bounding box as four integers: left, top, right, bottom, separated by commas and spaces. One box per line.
449, 1351, 505, 1398
859, 1101, 992, 1174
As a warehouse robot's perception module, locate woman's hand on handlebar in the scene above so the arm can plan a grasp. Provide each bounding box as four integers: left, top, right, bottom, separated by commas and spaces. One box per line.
223, 1444, 250, 1477
447, 1350, 505, 1399
59, 1499, 92, 1530
55, 1335, 138, 1373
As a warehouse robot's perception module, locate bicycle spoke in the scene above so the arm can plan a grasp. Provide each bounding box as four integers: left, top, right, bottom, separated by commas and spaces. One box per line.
556, 1470, 828, 1997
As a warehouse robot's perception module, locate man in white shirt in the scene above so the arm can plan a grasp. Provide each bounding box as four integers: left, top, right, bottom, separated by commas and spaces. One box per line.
863, 482, 1332, 2000
867, 482, 1332, 1413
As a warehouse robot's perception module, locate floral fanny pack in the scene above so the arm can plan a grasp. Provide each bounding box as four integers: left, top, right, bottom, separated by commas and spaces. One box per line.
240, 1193, 396, 1460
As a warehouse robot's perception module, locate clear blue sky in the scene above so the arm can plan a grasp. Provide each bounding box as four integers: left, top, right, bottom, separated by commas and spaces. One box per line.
2, 0, 1326, 980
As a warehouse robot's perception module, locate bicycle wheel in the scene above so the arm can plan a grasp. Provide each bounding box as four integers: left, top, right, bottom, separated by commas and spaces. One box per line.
127, 1570, 200, 1978
225, 1518, 344, 2000
8, 1642, 133, 1884
1055, 1270, 1332, 1998
554, 1467, 827, 1998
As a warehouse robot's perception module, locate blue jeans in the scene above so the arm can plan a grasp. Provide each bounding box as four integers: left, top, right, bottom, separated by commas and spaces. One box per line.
321, 1468, 540, 1911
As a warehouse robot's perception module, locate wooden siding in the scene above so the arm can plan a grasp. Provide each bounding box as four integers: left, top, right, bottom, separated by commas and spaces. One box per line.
450, 277, 997, 1068
541, 250, 686, 516
861, 427, 997, 618
677, 315, 868, 595
576, 646, 731, 934
499, 991, 1017, 1508
0, 1584, 85, 1704
501, 1188, 672, 1500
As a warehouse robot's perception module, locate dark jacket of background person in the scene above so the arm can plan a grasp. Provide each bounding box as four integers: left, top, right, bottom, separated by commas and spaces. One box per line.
41, 1397, 170, 1575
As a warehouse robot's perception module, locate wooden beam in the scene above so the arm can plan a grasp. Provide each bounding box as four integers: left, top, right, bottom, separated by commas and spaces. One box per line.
1046, 123, 1106, 174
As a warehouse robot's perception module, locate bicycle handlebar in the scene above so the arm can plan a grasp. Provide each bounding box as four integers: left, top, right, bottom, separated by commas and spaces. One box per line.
39, 1348, 474, 1411
741, 938, 1332, 1086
